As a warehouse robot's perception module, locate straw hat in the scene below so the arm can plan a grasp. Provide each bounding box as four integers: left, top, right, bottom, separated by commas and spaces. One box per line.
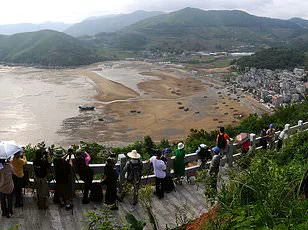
178, 142, 185, 150
127, 150, 141, 159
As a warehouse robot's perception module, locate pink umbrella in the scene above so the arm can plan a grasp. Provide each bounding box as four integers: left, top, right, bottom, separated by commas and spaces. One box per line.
236, 133, 250, 144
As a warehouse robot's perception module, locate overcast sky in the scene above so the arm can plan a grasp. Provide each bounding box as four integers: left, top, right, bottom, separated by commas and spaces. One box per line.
0, 0, 307, 25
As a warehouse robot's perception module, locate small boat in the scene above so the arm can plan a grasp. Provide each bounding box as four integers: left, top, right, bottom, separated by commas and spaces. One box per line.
79, 105, 95, 111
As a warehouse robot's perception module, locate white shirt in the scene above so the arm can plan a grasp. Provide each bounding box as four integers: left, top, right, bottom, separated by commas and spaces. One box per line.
150, 156, 166, 178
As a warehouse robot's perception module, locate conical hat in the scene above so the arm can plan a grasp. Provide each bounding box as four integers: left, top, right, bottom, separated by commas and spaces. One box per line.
127, 150, 141, 159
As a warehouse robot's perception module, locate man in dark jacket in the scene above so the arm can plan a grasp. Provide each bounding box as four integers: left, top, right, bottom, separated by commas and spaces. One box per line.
33, 149, 50, 209
53, 149, 73, 210
102, 154, 118, 210
209, 146, 222, 190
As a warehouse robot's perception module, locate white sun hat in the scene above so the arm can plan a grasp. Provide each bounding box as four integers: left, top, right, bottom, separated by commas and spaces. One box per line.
127, 150, 141, 159
178, 142, 185, 150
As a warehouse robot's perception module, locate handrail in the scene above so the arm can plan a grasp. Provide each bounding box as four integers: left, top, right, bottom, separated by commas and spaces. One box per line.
25, 120, 307, 189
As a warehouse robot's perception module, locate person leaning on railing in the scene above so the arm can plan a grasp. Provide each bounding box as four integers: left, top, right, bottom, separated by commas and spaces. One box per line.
102, 154, 118, 210
216, 127, 232, 167
11, 150, 27, 208
150, 151, 166, 199
174, 142, 185, 184
33, 149, 51, 210
122, 150, 143, 205
266, 124, 276, 150
53, 149, 73, 210
74, 148, 93, 204
209, 146, 222, 191
276, 124, 290, 152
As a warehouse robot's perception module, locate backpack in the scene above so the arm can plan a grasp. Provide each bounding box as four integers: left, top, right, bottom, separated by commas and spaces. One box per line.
74, 155, 86, 175
198, 145, 211, 161
89, 183, 103, 202
217, 133, 227, 149
127, 160, 142, 183
164, 176, 175, 193
33, 158, 49, 178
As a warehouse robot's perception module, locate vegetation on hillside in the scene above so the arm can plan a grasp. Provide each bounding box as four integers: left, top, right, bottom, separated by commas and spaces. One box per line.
201, 131, 308, 229
65, 11, 163, 37
232, 48, 306, 70
0, 30, 101, 67
91, 8, 308, 51
290, 17, 308, 29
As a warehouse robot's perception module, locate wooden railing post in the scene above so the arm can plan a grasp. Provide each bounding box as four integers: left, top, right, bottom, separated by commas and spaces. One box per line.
284, 124, 290, 133
250, 133, 256, 148
118, 154, 126, 196
227, 138, 234, 167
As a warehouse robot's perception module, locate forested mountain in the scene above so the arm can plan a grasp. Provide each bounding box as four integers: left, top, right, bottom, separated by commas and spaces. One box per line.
290, 17, 308, 29
92, 7, 308, 51
0, 30, 99, 67
1, 8, 308, 67
65, 10, 164, 37
233, 48, 306, 70
0, 22, 70, 35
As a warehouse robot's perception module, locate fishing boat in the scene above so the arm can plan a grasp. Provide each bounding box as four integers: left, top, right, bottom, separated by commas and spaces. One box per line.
79, 105, 95, 111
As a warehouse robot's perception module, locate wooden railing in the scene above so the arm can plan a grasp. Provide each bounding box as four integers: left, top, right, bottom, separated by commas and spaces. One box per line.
25, 120, 308, 189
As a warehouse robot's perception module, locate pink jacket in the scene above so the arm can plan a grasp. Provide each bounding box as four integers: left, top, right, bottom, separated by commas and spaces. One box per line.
84, 152, 91, 166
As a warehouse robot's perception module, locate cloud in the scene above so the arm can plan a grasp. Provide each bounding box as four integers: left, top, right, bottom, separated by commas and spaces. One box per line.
0, 0, 307, 24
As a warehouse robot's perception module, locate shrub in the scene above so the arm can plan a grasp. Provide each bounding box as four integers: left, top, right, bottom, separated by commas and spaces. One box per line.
201, 131, 308, 229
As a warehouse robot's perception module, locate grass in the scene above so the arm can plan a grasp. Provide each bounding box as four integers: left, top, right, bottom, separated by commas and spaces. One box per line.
200, 131, 308, 229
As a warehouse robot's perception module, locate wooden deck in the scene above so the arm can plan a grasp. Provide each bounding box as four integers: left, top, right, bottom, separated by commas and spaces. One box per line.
0, 181, 207, 230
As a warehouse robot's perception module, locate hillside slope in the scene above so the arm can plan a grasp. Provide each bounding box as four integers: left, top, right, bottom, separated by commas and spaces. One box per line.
0, 30, 99, 67
93, 8, 308, 51
0, 22, 70, 35
290, 17, 308, 29
65, 10, 164, 37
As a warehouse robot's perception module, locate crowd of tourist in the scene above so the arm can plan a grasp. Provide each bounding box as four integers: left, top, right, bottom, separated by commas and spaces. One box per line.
0, 125, 292, 218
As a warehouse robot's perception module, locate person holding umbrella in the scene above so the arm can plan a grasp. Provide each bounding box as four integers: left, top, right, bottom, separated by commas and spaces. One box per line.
0, 141, 22, 218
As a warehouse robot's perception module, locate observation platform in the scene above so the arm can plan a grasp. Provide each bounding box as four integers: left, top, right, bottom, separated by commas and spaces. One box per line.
0, 180, 207, 230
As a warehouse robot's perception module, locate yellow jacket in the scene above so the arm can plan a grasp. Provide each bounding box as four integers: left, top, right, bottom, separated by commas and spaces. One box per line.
11, 155, 27, 178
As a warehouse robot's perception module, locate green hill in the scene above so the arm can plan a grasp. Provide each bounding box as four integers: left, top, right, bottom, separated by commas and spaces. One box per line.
290, 17, 308, 29
0, 22, 71, 35
93, 7, 308, 51
0, 30, 99, 67
65, 11, 164, 37
233, 48, 306, 70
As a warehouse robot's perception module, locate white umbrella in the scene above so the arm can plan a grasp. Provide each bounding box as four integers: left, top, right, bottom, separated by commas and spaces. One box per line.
0, 141, 22, 159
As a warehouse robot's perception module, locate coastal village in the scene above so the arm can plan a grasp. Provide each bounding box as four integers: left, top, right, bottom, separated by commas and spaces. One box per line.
229, 67, 307, 108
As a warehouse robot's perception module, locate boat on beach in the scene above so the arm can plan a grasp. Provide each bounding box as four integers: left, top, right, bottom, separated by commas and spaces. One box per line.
79, 105, 95, 111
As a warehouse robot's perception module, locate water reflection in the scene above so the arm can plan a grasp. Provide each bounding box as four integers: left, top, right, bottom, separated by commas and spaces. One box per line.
0, 66, 96, 146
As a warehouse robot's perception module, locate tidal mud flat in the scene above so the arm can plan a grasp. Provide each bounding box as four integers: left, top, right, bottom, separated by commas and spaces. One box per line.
59, 61, 263, 146
0, 62, 267, 147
